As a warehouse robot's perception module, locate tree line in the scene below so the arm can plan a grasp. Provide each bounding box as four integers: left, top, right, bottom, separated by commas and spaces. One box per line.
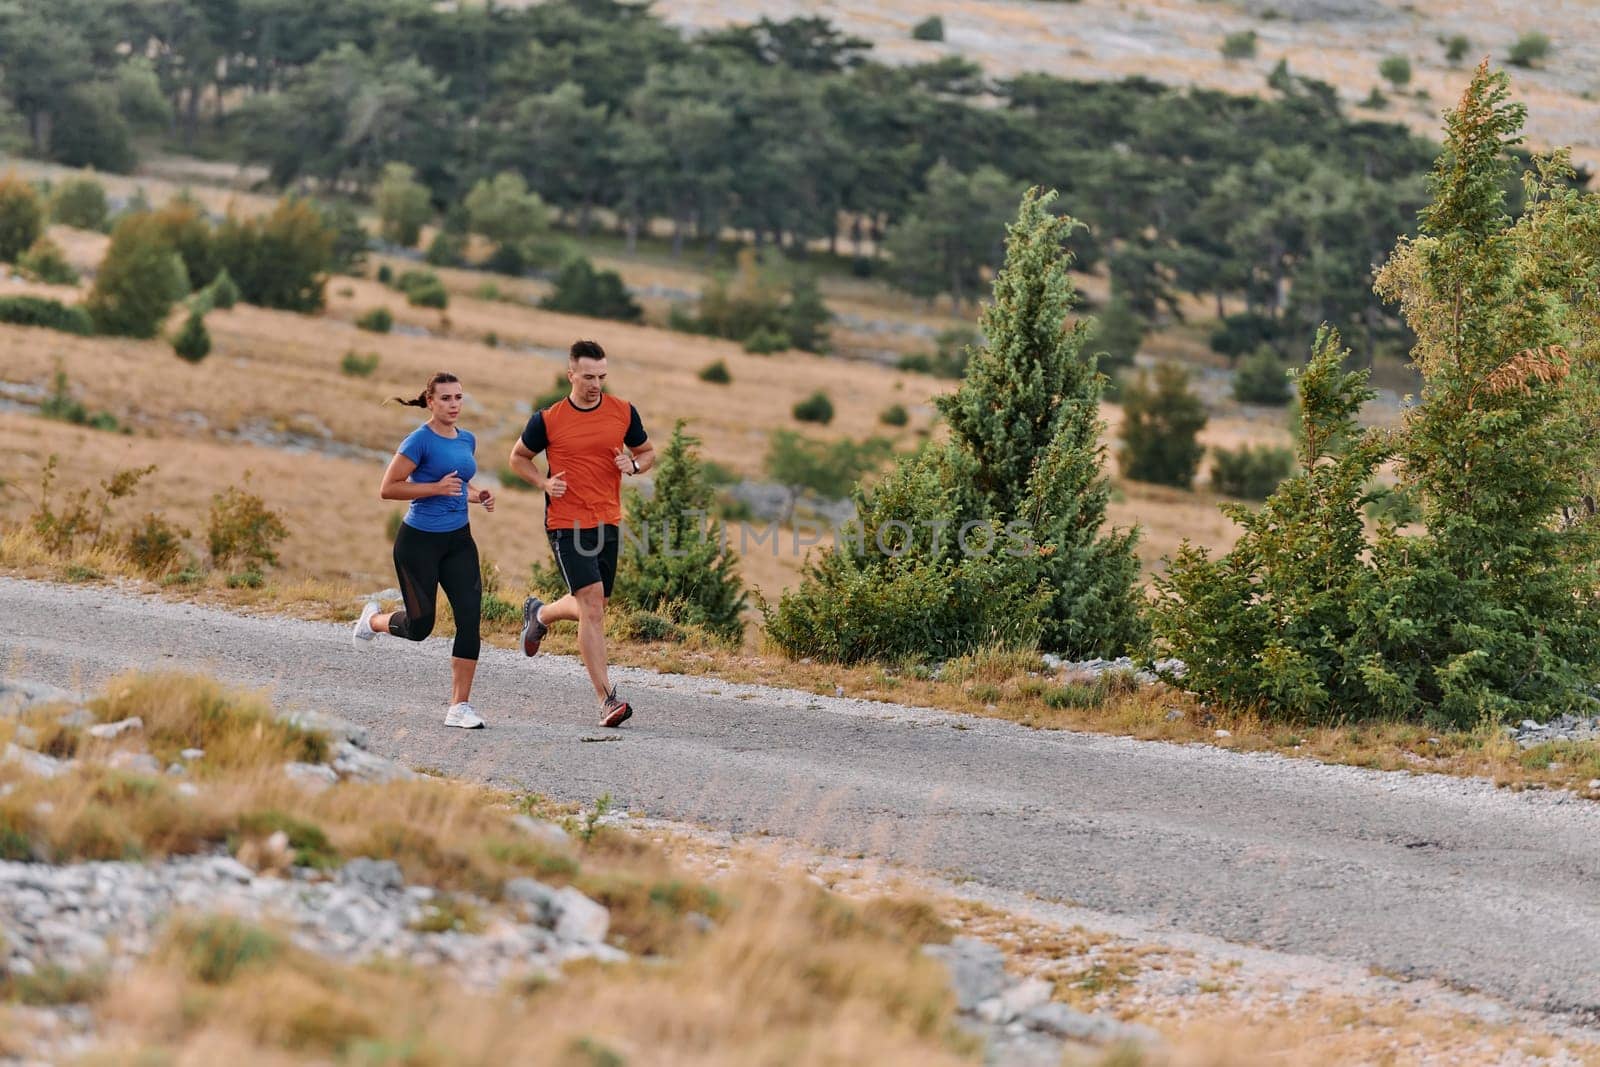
0, 0, 1542, 365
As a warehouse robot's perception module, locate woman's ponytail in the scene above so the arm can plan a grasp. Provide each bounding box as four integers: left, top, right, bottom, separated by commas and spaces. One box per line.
389, 371, 459, 409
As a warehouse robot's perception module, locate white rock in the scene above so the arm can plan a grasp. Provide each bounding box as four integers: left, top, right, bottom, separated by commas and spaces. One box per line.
3, 743, 68, 779
509, 814, 569, 845
87, 716, 143, 739
552, 886, 610, 944
1214, 729, 1232, 738
180, 748, 205, 761
284, 761, 339, 791
332, 742, 414, 784
107, 751, 162, 775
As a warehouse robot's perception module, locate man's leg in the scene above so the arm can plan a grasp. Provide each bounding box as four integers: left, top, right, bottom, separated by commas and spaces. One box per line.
541, 582, 611, 702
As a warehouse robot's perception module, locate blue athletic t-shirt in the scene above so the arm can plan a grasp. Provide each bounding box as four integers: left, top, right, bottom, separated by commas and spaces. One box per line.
397, 424, 476, 532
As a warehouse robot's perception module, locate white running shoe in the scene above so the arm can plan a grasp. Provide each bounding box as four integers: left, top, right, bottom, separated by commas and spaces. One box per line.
352, 601, 380, 650
444, 702, 484, 729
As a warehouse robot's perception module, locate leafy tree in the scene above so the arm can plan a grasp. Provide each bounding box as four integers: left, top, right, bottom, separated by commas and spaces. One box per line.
115, 57, 170, 133
886, 163, 1018, 306
213, 198, 333, 312
0, 173, 44, 261
540, 256, 641, 322
317, 200, 371, 275
464, 171, 550, 264
52, 83, 137, 172
171, 310, 211, 363
151, 196, 219, 290
87, 212, 190, 337
1379, 56, 1412, 88
1232, 347, 1293, 405
1210, 443, 1295, 499
618, 422, 748, 643
49, 176, 109, 231
764, 430, 893, 521
375, 162, 432, 248
1118, 362, 1208, 488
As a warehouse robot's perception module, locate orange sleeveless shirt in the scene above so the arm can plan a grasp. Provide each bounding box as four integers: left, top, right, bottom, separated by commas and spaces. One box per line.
533, 394, 644, 530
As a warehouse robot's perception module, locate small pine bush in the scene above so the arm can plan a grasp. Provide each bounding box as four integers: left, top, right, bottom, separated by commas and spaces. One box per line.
1221, 30, 1257, 60
1210, 444, 1295, 500
1378, 55, 1412, 88
171, 311, 211, 363
1507, 31, 1550, 68
356, 307, 393, 333
17, 237, 78, 285
879, 403, 909, 427
539, 256, 642, 322
49, 176, 109, 231
126, 512, 189, 577
208, 484, 289, 571
425, 230, 465, 267
0, 296, 94, 335
376, 264, 393, 285
1118, 363, 1208, 488
697, 359, 732, 384
87, 212, 190, 338
912, 16, 944, 41
744, 326, 790, 354
792, 391, 835, 424
340, 351, 380, 377
396, 269, 448, 309
1232, 347, 1293, 405
0, 173, 44, 262
1443, 34, 1470, 64
206, 268, 240, 310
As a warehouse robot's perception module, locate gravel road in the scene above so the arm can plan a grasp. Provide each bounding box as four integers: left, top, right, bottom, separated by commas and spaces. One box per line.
5, 576, 1600, 1022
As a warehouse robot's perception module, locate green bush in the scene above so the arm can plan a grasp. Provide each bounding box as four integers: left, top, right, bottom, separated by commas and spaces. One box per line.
0, 172, 44, 262
376, 264, 393, 285
765, 430, 894, 519
425, 229, 466, 267
0, 296, 94, 335
792, 391, 834, 424
375, 163, 431, 248
1378, 55, 1412, 88
87, 212, 191, 338
1364, 482, 1421, 526
1443, 34, 1471, 64
1118, 363, 1208, 488
1507, 31, 1550, 68
743, 326, 790, 354
912, 16, 944, 41
539, 256, 642, 322
317, 199, 370, 276
785, 275, 832, 354
396, 269, 448, 309
208, 484, 289, 571
1221, 30, 1257, 60
39, 369, 120, 430
1232, 347, 1293, 405
171, 311, 211, 363
17, 237, 78, 285
1087, 297, 1145, 378
898, 327, 979, 379
1363, 87, 1388, 110
151, 198, 219, 290
340, 351, 380, 377
1209, 311, 1281, 361
214, 198, 332, 312
356, 307, 393, 333
879, 403, 909, 427
126, 512, 189, 577
206, 268, 240, 310
1210, 444, 1294, 500
50, 176, 109, 231
52, 85, 136, 173
618, 422, 747, 644
698, 359, 732, 384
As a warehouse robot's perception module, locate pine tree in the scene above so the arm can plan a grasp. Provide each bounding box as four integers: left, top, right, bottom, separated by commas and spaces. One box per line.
0, 172, 43, 262
87, 212, 190, 338
619, 422, 748, 644
172, 310, 211, 362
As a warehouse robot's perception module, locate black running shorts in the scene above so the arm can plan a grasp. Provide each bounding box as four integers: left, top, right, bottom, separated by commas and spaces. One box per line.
547, 524, 620, 598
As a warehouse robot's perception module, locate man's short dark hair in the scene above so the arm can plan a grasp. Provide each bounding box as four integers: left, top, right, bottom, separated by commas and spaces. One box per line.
570, 339, 606, 362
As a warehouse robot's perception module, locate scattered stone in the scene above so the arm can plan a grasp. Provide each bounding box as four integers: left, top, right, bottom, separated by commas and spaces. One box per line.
341, 858, 404, 894
276, 708, 369, 749
552, 886, 610, 944
180, 748, 205, 761
1214, 729, 1232, 738
86, 716, 143, 740
505, 877, 562, 926
0, 679, 81, 718
331, 741, 415, 784
923, 937, 1009, 1012
3, 743, 69, 779
509, 814, 569, 845
1039, 654, 1187, 686
58, 708, 94, 729
1021, 1002, 1160, 1047
284, 761, 339, 791
1164, 709, 1184, 722
976, 977, 1053, 1024
107, 751, 162, 775
1507, 713, 1600, 748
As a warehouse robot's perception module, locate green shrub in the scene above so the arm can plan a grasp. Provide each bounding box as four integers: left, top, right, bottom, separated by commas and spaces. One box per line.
206, 268, 240, 310
173, 916, 283, 985
879, 403, 909, 427
1378, 55, 1412, 88
18, 236, 78, 285
618, 423, 747, 644
0, 295, 92, 335
356, 307, 393, 333
1209, 311, 1281, 361
51, 85, 135, 172
539, 256, 642, 322
425, 229, 466, 267
1232, 347, 1292, 405
698, 359, 732, 384
341, 350, 380, 377
171, 311, 211, 363
213, 198, 332, 312
898, 327, 979, 379
50, 176, 109, 231
39, 369, 120, 431
624, 610, 684, 643
151, 197, 219, 290
376, 264, 393, 285
125, 512, 189, 577
0, 172, 44, 262
208, 484, 289, 571
1087, 297, 1145, 379
396, 269, 448, 309
1363, 87, 1388, 110
743, 326, 790, 354
1118, 363, 1207, 488
784, 275, 832, 354
912, 16, 944, 41
1443, 34, 1471, 64
1221, 30, 1257, 60
375, 163, 431, 248
1364, 482, 1421, 526
87, 212, 190, 338
317, 199, 370, 276
1507, 31, 1550, 67
765, 431, 893, 519
792, 391, 834, 424
1210, 444, 1294, 500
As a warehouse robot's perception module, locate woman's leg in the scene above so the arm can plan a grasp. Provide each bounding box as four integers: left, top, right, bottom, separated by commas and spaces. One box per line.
438, 528, 483, 704
378, 524, 441, 642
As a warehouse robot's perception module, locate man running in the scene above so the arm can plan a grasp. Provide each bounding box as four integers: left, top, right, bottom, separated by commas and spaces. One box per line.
508, 339, 654, 727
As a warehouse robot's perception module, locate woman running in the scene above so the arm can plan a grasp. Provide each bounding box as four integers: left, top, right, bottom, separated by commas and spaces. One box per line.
352, 371, 494, 729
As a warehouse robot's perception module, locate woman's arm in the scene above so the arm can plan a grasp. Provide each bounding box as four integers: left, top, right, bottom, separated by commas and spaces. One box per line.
378, 453, 460, 501
467, 482, 496, 512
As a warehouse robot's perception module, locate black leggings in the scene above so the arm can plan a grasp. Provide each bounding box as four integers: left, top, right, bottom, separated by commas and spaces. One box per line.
388, 522, 482, 661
